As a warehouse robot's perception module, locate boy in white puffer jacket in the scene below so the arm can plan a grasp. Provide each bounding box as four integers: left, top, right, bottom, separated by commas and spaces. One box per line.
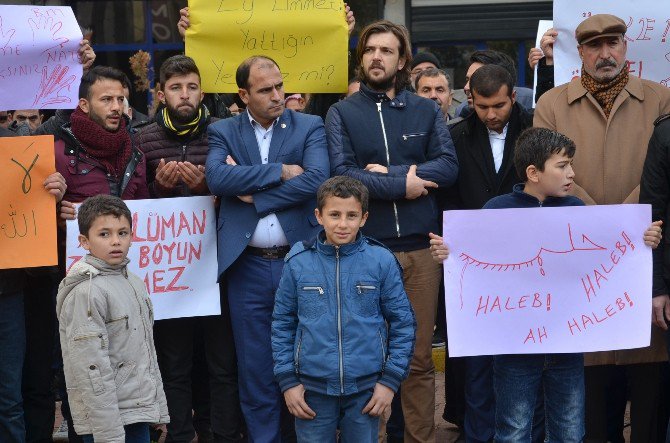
57, 195, 169, 442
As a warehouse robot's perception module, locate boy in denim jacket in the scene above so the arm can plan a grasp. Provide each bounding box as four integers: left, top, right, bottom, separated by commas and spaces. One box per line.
271, 176, 416, 442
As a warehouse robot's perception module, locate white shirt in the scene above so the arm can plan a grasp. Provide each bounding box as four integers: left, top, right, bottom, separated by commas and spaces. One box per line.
247, 113, 289, 248
488, 123, 508, 173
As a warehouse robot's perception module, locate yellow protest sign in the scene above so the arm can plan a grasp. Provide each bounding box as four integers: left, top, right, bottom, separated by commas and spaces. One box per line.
0, 135, 57, 269
186, 0, 348, 93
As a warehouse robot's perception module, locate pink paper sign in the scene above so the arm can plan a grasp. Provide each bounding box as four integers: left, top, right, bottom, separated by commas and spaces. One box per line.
443, 204, 652, 357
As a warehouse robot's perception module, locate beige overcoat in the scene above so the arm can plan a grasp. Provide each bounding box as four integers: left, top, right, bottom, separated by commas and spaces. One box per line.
535, 75, 670, 365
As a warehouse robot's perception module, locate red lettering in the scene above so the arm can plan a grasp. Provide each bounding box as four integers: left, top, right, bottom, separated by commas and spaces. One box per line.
616, 241, 626, 255
610, 250, 620, 265
518, 295, 528, 309
582, 274, 596, 302
622, 231, 635, 250
568, 318, 581, 335
476, 296, 489, 316
490, 296, 501, 313
66, 256, 82, 273
166, 266, 188, 291
193, 209, 207, 235
605, 304, 616, 318
163, 242, 177, 264
524, 329, 536, 344
177, 211, 192, 237
616, 297, 625, 310
504, 297, 516, 311
532, 293, 542, 308
152, 270, 165, 292
625, 292, 634, 307
592, 311, 607, 323
546, 293, 551, 311
188, 241, 202, 263
594, 269, 608, 288
161, 214, 175, 240
600, 262, 614, 274
132, 212, 146, 241
146, 215, 159, 241
581, 314, 594, 329
538, 326, 548, 343
139, 245, 150, 268
152, 244, 163, 265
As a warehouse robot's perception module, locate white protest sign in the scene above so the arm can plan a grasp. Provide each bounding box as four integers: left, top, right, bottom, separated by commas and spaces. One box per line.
533, 20, 553, 107
66, 197, 221, 321
443, 205, 652, 357
0, 5, 83, 110
553, 0, 670, 87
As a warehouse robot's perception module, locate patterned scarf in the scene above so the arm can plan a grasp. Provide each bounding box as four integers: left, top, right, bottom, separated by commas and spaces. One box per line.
69, 107, 132, 178
580, 64, 629, 118
156, 103, 210, 139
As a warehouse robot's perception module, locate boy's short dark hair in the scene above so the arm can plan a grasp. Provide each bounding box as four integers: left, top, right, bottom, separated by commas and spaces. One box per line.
514, 127, 576, 181
79, 66, 127, 100
469, 64, 514, 99
78, 195, 132, 236
159, 55, 201, 89
317, 176, 369, 214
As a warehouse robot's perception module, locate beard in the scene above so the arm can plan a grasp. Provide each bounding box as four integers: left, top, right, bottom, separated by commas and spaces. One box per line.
167, 102, 199, 124
89, 109, 120, 132
362, 63, 396, 92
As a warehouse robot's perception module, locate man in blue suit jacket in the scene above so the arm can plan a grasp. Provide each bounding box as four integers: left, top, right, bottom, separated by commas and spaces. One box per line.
206, 55, 329, 442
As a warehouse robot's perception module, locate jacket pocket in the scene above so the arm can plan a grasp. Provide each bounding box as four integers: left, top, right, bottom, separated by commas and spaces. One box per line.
298, 284, 327, 320
105, 315, 129, 337
401, 132, 427, 141
114, 360, 135, 387
87, 364, 105, 396
353, 282, 380, 317
73, 331, 107, 350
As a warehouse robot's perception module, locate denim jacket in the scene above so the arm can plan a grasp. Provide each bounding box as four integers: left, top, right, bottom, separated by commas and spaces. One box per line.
272, 231, 416, 396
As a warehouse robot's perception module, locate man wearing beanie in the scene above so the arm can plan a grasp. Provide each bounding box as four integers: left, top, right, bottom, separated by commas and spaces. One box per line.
535, 13, 670, 441
410, 51, 441, 86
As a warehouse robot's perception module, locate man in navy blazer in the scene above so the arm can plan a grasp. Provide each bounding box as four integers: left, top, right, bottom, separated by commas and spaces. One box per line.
206, 55, 329, 442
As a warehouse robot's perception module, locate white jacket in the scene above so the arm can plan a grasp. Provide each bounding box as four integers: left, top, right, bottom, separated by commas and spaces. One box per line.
56, 255, 169, 441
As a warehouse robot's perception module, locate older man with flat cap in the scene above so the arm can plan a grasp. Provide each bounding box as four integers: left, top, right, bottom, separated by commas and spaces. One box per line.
535, 13, 670, 441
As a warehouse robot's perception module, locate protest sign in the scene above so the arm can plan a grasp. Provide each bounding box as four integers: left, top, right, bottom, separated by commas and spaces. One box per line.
0, 5, 83, 110
442, 205, 652, 357
185, 0, 348, 93
553, 0, 670, 87
66, 196, 221, 320
532, 20, 553, 107
0, 135, 57, 269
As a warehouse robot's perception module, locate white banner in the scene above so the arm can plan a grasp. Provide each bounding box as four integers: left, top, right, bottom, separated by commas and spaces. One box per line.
0, 5, 83, 109
443, 205, 652, 357
553, 0, 670, 87
66, 196, 221, 321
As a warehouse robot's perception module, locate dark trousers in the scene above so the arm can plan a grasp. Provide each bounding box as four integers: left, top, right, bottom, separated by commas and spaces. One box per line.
0, 290, 26, 443
585, 363, 664, 443
22, 274, 57, 443
227, 252, 295, 443
154, 287, 241, 443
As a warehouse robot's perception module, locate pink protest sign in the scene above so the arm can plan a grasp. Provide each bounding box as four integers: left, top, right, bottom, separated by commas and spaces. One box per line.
443, 204, 652, 357
0, 6, 83, 110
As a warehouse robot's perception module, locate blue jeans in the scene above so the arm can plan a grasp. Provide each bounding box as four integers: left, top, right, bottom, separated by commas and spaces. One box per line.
295, 389, 378, 443
494, 353, 585, 442
0, 290, 26, 443
80, 422, 150, 442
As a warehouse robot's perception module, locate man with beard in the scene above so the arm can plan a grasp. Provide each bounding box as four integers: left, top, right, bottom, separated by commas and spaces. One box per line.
535, 14, 670, 441
134, 54, 242, 443
325, 20, 458, 443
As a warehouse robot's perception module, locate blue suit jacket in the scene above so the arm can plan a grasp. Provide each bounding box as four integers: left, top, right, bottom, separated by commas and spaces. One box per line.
206, 109, 329, 280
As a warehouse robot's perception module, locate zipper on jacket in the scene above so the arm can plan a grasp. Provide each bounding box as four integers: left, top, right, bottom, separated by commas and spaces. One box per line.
356, 284, 376, 294
105, 315, 129, 330
73, 332, 105, 349
335, 246, 345, 394
402, 132, 427, 141
378, 329, 386, 367
294, 329, 303, 374
302, 286, 325, 295
376, 102, 401, 238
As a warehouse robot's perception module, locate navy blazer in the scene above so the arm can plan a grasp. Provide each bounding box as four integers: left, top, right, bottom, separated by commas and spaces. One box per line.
206, 109, 329, 280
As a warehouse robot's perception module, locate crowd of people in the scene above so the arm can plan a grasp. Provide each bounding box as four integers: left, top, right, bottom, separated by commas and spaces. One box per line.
4, 5, 670, 443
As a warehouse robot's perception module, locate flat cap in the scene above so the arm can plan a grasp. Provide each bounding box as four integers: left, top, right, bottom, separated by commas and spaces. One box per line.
575, 14, 627, 45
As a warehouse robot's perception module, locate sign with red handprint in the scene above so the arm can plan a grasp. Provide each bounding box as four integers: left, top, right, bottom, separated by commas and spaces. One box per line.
0, 6, 82, 110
